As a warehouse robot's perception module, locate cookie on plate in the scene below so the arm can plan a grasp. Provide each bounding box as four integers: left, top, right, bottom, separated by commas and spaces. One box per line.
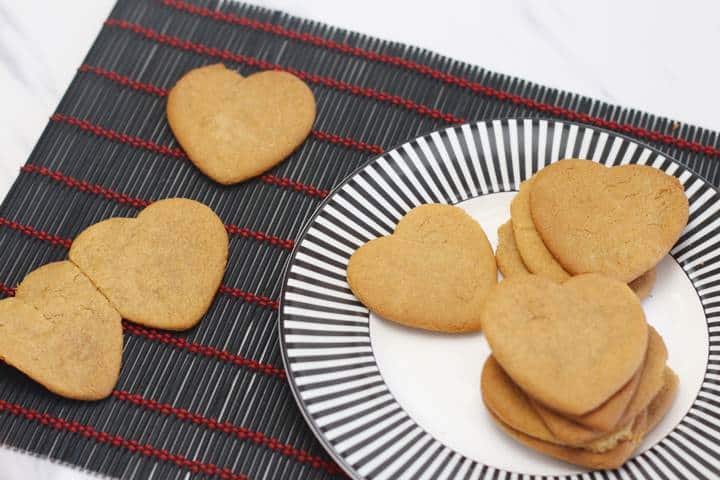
495, 221, 529, 278
497, 214, 656, 300
482, 355, 679, 469
530, 159, 688, 283
347, 204, 496, 333
629, 268, 657, 301
510, 179, 570, 283
534, 326, 667, 435
481, 273, 648, 416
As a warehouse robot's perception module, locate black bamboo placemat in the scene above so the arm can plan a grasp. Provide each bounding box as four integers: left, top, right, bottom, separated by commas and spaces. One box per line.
0, 0, 718, 478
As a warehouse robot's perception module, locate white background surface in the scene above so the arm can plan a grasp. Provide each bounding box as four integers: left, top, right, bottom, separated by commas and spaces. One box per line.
0, 0, 719, 478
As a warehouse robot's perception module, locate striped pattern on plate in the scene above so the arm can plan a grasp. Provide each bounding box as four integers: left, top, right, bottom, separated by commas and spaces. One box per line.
279, 119, 720, 479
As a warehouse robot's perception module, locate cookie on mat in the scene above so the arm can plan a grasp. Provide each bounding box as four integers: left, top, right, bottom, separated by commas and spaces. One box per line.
481, 273, 648, 415
347, 204, 496, 333
167, 64, 316, 185
530, 159, 689, 283
0, 261, 122, 400
69, 198, 228, 331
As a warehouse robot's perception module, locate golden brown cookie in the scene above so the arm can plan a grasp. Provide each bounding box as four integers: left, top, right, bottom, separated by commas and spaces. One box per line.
0, 261, 122, 400
619, 327, 669, 425
533, 326, 666, 441
483, 355, 637, 449
568, 327, 663, 430
496, 221, 529, 277
481, 356, 556, 444
629, 268, 657, 301
481, 273, 648, 415
646, 367, 679, 432
489, 366, 677, 469
498, 215, 656, 300
538, 326, 663, 433
167, 64, 316, 184
530, 160, 689, 283
489, 409, 646, 470
510, 180, 570, 283
568, 367, 642, 432
69, 198, 228, 331
347, 204, 496, 332
531, 367, 642, 443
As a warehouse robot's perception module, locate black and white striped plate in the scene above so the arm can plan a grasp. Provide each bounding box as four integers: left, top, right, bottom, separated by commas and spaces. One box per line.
278, 119, 717, 479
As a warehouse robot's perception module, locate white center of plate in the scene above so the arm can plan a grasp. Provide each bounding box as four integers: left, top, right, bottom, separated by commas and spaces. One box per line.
370, 192, 708, 476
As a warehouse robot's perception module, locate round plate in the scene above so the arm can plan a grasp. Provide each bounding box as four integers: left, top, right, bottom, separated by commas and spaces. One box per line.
278, 119, 718, 479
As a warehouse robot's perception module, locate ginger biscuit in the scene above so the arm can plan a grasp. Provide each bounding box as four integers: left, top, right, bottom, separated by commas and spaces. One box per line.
510, 179, 570, 283
481, 274, 648, 416
0, 261, 122, 401
69, 198, 228, 331
496, 221, 530, 278
347, 204, 497, 333
530, 159, 688, 283
167, 64, 316, 184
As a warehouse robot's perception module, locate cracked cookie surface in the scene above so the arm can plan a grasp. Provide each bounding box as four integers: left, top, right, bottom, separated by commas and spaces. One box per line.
529, 159, 688, 282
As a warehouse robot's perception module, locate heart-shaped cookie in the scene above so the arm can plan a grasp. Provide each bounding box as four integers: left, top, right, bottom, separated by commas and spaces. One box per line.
167, 64, 316, 185
488, 368, 677, 470
510, 179, 570, 283
0, 261, 122, 400
496, 221, 529, 278
69, 198, 228, 331
530, 159, 688, 282
482, 356, 638, 450
496, 221, 656, 299
481, 273, 648, 415
347, 204, 497, 332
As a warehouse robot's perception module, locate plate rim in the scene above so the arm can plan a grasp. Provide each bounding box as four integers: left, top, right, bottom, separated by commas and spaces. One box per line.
277, 117, 718, 479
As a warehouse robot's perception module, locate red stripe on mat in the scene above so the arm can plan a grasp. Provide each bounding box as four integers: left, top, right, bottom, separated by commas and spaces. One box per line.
22, 164, 151, 209
121, 321, 286, 379
162, 0, 720, 159
0, 399, 248, 480
0, 287, 343, 475
22, 164, 295, 250
0, 217, 72, 249
49, 114, 329, 199
0, 283, 15, 297
112, 390, 343, 475
0, 282, 341, 476
78, 64, 384, 156
0, 216, 280, 310
104, 19, 464, 125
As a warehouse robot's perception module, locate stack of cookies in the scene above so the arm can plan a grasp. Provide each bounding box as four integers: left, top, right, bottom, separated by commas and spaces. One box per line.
345, 158, 690, 470
496, 159, 689, 298
481, 274, 678, 469
482, 160, 689, 468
